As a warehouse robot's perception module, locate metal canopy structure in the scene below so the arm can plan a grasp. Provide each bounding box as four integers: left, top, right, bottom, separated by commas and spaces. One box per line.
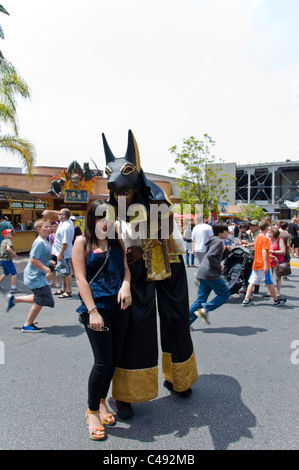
235, 161, 299, 216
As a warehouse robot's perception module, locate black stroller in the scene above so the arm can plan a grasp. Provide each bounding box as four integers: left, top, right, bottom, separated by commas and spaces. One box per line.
222, 246, 253, 295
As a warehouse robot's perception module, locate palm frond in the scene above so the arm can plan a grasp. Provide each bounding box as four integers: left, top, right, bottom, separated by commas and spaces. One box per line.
0, 5, 9, 15
0, 134, 36, 175
0, 102, 18, 134
0, 61, 31, 110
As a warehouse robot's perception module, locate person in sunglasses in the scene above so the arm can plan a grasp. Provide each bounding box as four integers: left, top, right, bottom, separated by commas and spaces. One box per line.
72, 200, 131, 441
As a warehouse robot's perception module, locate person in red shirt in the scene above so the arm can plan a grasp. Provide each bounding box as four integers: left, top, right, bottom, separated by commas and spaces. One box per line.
242, 220, 287, 307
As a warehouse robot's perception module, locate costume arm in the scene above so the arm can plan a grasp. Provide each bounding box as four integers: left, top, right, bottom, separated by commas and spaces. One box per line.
117, 237, 132, 309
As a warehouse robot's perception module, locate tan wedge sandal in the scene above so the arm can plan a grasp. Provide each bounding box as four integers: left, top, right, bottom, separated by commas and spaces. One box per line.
99, 398, 116, 426
86, 409, 106, 440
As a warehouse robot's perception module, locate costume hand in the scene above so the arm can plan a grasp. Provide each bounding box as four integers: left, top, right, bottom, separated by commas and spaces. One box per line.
126, 246, 144, 264
118, 284, 132, 309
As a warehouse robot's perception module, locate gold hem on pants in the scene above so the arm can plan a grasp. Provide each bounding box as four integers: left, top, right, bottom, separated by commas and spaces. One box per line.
162, 351, 198, 392
112, 366, 158, 403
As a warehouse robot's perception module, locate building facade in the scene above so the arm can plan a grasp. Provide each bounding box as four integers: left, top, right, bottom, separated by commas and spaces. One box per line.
235, 160, 299, 219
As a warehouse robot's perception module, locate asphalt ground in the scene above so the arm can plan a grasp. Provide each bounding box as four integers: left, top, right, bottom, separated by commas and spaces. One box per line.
0, 255, 299, 451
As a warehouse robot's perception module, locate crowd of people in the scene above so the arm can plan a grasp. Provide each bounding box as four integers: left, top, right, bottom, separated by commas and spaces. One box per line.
1, 203, 298, 441
184, 216, 299, 327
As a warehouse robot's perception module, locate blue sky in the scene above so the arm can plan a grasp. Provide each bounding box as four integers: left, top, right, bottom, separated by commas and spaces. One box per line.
1, 0, 299, 176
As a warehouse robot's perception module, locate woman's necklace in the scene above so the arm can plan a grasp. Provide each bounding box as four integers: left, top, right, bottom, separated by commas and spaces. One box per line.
93, 238, 108, 253
99, 238, 107, 251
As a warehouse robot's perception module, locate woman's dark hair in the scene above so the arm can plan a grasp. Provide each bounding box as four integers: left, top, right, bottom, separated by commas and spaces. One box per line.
84, 199, 123, 257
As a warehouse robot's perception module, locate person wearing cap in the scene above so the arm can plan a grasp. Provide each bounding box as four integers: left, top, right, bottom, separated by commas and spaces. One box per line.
0, 228, 20, 293
246, 220, 260, 250
0, 213, 13, 244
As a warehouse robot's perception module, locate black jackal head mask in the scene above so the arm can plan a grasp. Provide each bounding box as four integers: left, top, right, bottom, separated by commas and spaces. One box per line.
102, 130, 141, 195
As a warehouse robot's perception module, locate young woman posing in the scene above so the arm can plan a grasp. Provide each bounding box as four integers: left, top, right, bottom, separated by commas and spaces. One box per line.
72, 200, 131, 440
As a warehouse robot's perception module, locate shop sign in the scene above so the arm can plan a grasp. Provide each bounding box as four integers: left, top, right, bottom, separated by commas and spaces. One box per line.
36, 202, 46, 210
11, 200, 23, 209
24, 201, 35, 210
64, 190, 89, 203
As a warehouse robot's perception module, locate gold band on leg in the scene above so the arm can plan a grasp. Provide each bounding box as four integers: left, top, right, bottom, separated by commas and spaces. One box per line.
162, 351, 198, 392
112, 366, 158, 403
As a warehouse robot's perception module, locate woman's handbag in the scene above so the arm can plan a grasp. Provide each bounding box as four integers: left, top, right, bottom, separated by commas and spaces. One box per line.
277, 261, 291, 277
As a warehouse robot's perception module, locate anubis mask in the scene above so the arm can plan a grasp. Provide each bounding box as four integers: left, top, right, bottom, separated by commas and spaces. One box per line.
102, 130, 141, 195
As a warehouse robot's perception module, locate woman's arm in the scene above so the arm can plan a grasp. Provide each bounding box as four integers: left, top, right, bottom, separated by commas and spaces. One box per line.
278, 238, 286, 255
270, 238, 286, 256
72, 235, 104, 329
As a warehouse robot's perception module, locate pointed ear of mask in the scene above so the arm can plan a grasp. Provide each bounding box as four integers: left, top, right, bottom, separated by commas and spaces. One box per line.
102, 133, 116, 165
125, 130, 141, 172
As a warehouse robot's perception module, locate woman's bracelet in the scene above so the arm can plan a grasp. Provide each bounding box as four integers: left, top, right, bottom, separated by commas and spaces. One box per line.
88, 306, 97, 314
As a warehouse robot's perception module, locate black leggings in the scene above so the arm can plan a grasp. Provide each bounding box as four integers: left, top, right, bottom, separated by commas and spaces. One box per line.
80, 307, 129, 411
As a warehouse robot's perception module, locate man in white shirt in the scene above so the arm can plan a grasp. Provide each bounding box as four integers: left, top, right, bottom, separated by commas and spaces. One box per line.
192, 215, 213, 265
42, 208, 74, 298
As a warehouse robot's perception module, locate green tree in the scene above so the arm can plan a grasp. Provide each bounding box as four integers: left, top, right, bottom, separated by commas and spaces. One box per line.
169, 134, 235, 218
237, 203, 267, 222
0, 6, 36, 174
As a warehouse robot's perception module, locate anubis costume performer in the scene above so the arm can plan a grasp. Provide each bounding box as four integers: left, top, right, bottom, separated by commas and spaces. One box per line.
103, 130, 198, 418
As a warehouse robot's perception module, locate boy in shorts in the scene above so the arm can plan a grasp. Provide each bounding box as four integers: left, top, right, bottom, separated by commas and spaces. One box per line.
243, 220, 287, 307
6, 219, 55, 332
0, 228, 20, 293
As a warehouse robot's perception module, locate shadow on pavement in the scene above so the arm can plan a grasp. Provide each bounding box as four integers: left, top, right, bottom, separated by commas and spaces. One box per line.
192, 326, 267, 336
107, 374, 256, 450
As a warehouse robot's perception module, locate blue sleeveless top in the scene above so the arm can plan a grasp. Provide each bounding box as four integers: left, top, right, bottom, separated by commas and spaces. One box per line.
76, 244, 124, 313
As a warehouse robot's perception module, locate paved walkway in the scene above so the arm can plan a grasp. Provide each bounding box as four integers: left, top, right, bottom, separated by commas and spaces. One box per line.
0, 256, 299, 450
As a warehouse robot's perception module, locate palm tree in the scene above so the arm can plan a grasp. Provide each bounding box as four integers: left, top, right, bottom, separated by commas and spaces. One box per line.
0, 4, 9, 59
0, 5, 36, 174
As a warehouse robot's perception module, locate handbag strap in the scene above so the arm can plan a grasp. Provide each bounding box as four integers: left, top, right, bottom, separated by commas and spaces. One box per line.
89, 246, 110, 285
